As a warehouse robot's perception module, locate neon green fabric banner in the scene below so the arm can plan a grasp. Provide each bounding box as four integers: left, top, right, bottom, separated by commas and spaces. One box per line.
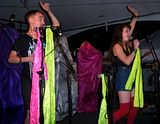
43, 26, 56, 124
125, 48, 144, 108
98, 74, 108, 124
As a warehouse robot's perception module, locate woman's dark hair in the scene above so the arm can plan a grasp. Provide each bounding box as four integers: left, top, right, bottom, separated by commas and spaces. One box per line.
108, 23, 131, 62
112, 23, 131, 45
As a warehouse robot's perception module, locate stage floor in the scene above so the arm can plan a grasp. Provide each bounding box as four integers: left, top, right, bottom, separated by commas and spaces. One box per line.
57, 92, 159, 124
56, 110, 158, 124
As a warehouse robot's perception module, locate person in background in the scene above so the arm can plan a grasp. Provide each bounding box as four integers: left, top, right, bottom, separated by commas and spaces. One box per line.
110, 5, 140, 124
8, 1, 60, 123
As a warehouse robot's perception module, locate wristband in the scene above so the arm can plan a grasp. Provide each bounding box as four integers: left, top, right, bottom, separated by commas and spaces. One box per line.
133, 15, 138, 18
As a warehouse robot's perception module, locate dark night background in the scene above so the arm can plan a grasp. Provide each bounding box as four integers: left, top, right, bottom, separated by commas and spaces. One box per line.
67, 21, 160, 54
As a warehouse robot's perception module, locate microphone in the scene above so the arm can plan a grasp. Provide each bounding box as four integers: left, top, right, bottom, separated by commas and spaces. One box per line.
8, 14, 16, 28
130, 36, 133, 41
53, 26, 62, 36
9, 14, 15, 22
34, 26, 62, 36
33, 25, 46, 32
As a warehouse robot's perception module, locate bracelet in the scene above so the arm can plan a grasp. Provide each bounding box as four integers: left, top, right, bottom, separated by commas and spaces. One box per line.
133, 15, 138, 18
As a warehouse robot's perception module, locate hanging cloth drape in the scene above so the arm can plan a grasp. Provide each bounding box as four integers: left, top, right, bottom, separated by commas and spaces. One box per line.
29, 29, 42, 124
43, 26, 56, 124
125, 48, 144, 108
98, 74, 108, 124
54, 35, 77, 121
0, 25, 24, 124
77, 41, 102, 113
0, 25, 23, 107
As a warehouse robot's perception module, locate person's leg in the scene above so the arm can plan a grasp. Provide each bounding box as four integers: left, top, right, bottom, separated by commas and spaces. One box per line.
113, 91, 130, 123
24, 110, 30, 124
127, 90, 139, 124
21, 78, 31, 124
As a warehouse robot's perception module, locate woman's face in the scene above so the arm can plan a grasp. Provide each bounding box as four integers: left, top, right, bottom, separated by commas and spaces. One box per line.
122, 26, 131, 42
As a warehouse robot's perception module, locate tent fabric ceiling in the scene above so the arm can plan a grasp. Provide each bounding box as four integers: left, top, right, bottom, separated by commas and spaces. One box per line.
0, 0, 160, 37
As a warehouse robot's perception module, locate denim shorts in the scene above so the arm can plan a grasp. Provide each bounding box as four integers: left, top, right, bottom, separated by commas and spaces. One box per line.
115, 66, 134, 91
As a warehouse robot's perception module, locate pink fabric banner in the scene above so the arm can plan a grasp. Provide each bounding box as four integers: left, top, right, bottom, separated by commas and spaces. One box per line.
29, 29, 42, 124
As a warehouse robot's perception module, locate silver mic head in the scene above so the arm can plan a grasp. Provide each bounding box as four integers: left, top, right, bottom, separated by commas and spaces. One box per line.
130, 36, 133, 41
33, 27, 38, 32
10, 14, 15, 21
33, 25, 46, 32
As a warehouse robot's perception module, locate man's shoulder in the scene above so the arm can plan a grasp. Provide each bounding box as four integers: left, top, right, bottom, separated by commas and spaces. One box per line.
16, 33, 30, 42
17, 33, 27, 39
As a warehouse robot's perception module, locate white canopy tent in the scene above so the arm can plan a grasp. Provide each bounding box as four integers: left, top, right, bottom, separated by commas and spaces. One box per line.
0, 0, 160, 37
140, 29, 160, 63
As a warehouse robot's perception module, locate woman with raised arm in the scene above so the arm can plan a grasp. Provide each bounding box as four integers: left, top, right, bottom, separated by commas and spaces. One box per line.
111, 5, 140, 124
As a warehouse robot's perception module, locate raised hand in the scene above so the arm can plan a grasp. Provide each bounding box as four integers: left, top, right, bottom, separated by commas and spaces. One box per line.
39, 0, 60, 27
127, 5, 139, 17
40, 1, 51, 13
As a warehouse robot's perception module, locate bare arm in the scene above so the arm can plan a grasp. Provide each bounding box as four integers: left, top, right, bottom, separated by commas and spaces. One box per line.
127, 5, 139, 35
40, 1, 60, 27
8, 50, 33, 64
113, 6, 139, 65
113, 43, 135, 65
113, 39, 139, 65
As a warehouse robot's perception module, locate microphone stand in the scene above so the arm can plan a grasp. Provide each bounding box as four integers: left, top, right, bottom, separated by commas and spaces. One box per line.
145, 35, 160, 120
53, 27, 76, 124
